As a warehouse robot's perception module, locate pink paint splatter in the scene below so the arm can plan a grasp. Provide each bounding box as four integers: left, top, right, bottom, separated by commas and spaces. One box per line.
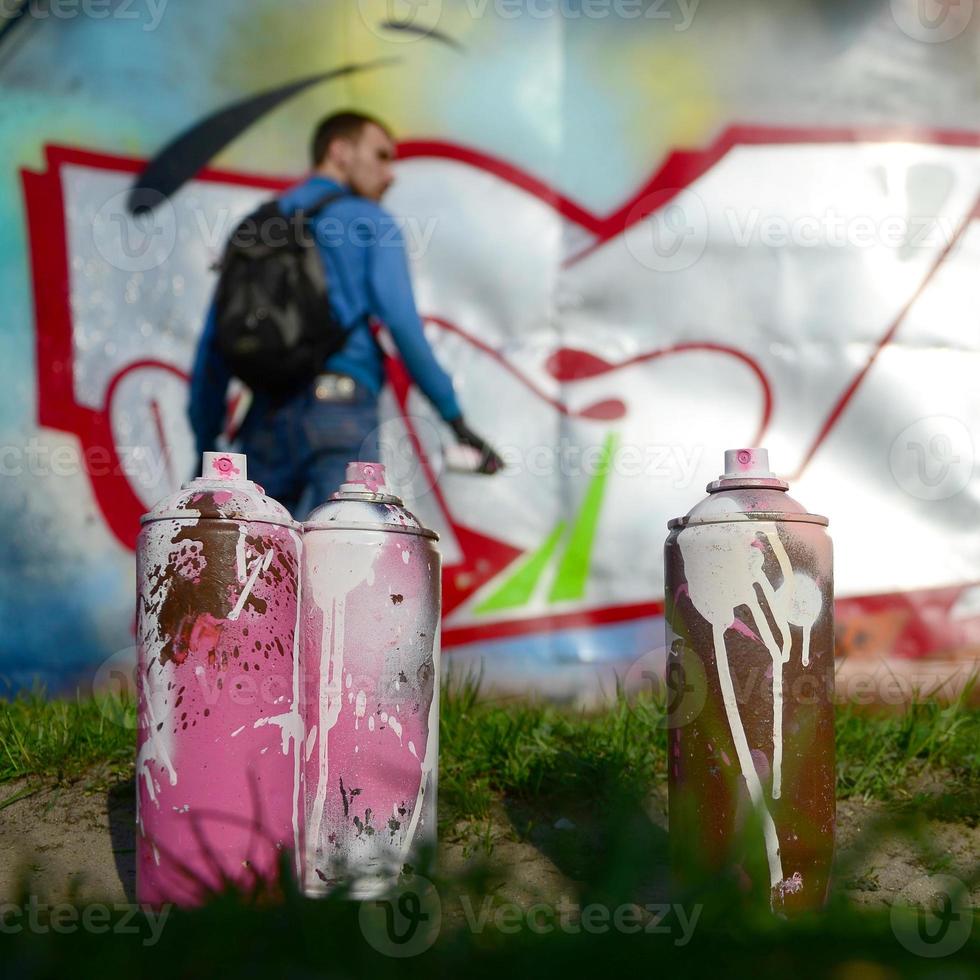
729, 618, 760, 642
211, 456, 240, 478
777, 871, 804, 897
188, 614, 223, 659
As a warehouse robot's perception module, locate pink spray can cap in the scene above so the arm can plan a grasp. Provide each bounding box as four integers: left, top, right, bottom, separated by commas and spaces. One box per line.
343, 461, 386, 493
202, 452, 247, 482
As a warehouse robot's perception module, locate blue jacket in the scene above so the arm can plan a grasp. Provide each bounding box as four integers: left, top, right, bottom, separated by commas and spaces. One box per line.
188, 175, 462, 454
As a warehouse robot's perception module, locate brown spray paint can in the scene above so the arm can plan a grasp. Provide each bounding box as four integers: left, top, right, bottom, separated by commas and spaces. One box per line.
664, 448, 835, 913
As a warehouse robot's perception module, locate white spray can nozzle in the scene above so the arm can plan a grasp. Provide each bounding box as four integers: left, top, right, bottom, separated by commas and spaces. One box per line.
202, 452, 247, 482
722, 448, 775, 480
340, 461, 387, 493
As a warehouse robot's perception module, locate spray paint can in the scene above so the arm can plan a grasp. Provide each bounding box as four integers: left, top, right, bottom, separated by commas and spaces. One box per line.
664, 448, 834, 913
301, 462, 440, 897
136, 452, 303, 906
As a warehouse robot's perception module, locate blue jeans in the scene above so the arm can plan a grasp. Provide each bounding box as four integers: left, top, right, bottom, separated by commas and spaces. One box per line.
237, 376, 380, 520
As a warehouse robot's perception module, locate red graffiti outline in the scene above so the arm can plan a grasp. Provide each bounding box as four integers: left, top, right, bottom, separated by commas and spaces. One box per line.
384, 315, 773, 619
22, 127, 980, 650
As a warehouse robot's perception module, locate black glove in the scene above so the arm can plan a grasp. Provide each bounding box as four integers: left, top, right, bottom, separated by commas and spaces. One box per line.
450, 418, 504, 475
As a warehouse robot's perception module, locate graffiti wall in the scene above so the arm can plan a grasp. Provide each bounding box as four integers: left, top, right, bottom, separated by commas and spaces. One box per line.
2, 0, 979, 695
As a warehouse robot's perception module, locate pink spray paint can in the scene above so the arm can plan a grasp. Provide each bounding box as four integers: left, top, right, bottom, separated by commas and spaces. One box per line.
664, 448, 835, 913
301, 462, 441, 897
136, 452, 304, 906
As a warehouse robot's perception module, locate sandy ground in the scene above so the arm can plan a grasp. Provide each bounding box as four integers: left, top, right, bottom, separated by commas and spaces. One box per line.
0, 774, 976, 909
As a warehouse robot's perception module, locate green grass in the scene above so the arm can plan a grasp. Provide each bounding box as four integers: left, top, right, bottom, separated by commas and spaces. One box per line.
439, 672, 669, 830
835, 678, 979, 806
0, 689, 136, 789
0, 678, 977, 975
1, 675, 977, 823
439, 671, 979, 828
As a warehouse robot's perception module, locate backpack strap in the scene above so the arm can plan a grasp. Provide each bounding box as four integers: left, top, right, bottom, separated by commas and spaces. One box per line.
294, 189, 349, 223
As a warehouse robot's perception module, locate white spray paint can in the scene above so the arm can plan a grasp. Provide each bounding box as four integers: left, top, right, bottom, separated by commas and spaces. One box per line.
664, 448, 834, 913
300, 462, 441, 897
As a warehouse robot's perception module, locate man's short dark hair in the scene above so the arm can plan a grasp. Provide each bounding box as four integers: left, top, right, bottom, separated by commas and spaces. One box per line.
311, 111, 391, 167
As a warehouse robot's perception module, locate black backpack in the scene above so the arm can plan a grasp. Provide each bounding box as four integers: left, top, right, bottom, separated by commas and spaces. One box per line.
213, 191, 348, 398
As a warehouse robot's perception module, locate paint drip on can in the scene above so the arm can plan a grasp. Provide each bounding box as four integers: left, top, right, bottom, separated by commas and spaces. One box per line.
664, 448, 835, 913
136, 452, 303, 906
301, 462, 441, 897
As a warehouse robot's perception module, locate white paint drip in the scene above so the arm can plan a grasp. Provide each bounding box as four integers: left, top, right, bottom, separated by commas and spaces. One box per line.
253, 707, 303, 757
745, 587, 787, 800
305, 726, 318, 763
368, 715, 375, 732
228, 549, 273, 622
307, 595, 345, 879
135, 537, 180, 836
135, 656, 178, 835
354, 689, 367, 730
235, 525, 247, 584
399, 620, 440, 864
712, 623, 784, 890
679, 523, 789, 897
801, 625, 812, 669
304, 526, 382, 878
285, 533, 304, 878
774, 573, 822, 669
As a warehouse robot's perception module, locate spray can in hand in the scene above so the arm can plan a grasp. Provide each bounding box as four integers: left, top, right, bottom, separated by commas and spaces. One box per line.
664, 448, 834, 913
301, 462, 441, 896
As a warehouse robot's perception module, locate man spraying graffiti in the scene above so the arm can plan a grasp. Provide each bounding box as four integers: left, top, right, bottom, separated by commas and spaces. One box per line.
188, 110, 503, 517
